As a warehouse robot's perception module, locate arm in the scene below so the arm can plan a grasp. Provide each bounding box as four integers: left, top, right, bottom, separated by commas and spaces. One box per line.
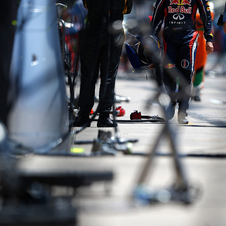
197, 0, 214, 54
151, 0, 165, 40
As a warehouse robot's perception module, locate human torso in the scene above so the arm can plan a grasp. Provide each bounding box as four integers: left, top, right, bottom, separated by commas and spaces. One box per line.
163, 0, 198, 32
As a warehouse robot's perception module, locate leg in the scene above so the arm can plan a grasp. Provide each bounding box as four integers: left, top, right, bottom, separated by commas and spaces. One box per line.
192, 32, 207, 101
97, 29, 124, 127
99, 30, 124, 112
78, 0, 107, 115
178, 31, 198, 124
74, 23, 101, 126
79, 31, 101, 113
162, 36, 179, 119
192, 67, 204, 101
163, 36, 179, 103
98, 0, 126, 111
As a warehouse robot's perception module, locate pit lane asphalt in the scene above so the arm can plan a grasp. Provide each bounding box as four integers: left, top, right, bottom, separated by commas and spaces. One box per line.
18, 71, 226, 226
74, 71, 226, 226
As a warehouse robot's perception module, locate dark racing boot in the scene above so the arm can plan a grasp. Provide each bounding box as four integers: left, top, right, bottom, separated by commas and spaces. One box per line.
73, 111, 91, 127
97, 112, 117, 127
178, 111, 189, 124
166, 101, 177, 120
193, 95, 201, 102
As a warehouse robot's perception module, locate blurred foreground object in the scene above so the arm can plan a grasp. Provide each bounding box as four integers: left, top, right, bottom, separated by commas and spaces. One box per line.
0, 0, 17, 127
8, 0, 70, 152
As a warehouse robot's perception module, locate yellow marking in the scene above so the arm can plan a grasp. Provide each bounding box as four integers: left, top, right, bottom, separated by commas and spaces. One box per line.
127, 142, 133, 151
71, 147, 84, 153
12, 20, 17, 26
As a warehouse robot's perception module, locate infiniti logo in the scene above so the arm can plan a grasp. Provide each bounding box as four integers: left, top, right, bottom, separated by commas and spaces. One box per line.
173, 13, 185, 20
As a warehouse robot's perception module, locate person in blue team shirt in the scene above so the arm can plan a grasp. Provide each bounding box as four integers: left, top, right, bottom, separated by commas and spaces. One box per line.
151, 0, 214, 124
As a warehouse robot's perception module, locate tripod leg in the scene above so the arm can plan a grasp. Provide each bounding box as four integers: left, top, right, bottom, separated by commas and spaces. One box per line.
136, 91, 189, 191
136, 125, 167, 185
165, 121, 188, 189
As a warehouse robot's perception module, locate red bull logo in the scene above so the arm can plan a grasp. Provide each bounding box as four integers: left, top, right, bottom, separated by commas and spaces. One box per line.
168, 6, 191, 14
165, 63, 175, 69
182, 0, 191, 5
170, 0, 179, 4
168, 0, 192, 14
170, 0, 191, 6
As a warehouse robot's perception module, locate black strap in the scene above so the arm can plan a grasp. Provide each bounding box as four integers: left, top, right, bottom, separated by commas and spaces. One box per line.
217, 13, 224, 27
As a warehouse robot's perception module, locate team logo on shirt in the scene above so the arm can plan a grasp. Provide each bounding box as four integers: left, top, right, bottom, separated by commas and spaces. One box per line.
165, 63, 176, 69
206, 1, 211, 11
181, 59, 189, 68
173, 13, 185, 20
168, 6, 192, 14
169, 0, 191, 14
170, 0, 191, 6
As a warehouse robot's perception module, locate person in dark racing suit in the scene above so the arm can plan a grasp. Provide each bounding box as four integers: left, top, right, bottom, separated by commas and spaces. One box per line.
151, 0, 214, 124
74, 0, 133, 127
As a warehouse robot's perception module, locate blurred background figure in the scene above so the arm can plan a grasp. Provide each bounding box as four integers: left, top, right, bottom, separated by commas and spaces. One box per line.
57, 0, 88, 73
192, 2, 215, 102
223, 2, 226, 34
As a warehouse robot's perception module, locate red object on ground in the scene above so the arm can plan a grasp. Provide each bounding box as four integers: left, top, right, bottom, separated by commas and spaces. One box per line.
130, 110, 153, 120
130, 110, 142, 120
115, 106, 125, 117
90, 106, 125, 117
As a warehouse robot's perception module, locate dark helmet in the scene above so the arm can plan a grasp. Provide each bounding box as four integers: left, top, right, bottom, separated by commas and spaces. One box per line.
125, 35, 161, 69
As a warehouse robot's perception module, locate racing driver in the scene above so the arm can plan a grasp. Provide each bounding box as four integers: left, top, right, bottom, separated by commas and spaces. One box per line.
151, 0, 214, 124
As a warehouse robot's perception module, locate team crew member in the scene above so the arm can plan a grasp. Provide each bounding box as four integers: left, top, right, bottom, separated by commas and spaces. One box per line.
192, 2, 214, 101
74, 0, 133, 127
151, 0, 214, 124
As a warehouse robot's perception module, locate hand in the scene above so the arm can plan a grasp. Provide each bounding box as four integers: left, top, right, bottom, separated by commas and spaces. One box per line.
206, 41, 214, 54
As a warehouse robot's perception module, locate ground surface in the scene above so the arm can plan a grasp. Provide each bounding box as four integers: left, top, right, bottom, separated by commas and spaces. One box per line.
19, 72, 226, 226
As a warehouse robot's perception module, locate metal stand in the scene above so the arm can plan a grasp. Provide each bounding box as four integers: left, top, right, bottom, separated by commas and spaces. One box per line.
0, 203, 76, 226
0, 123, 114, 225
124, 0, 199, 203
132, 91, 199, 205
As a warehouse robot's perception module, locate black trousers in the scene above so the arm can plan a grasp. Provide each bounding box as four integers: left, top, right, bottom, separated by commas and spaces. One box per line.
78, 0, 125, 114
0, 1, 17, 127
163, 30, 198, 112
